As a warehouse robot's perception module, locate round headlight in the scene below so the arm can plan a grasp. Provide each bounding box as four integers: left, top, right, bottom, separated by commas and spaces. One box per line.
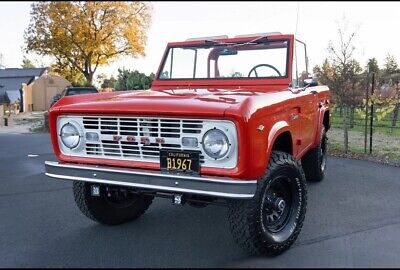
60, 123, 81, 149
202, 129, 230, 159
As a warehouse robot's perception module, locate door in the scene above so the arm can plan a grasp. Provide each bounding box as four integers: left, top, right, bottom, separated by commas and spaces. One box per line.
292, 39, 317, 150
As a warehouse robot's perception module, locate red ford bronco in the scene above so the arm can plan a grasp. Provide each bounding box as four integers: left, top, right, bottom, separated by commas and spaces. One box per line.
46, 32, 330, 256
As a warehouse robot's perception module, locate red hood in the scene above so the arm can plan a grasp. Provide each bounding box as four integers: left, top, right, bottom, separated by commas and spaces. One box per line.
51, 87, 288, 119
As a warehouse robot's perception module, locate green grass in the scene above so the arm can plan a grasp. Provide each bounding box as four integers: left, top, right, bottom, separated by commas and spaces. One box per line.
327, 127, 400, 162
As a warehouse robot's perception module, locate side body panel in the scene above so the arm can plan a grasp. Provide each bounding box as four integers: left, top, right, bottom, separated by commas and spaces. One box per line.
223, 86, 330, 179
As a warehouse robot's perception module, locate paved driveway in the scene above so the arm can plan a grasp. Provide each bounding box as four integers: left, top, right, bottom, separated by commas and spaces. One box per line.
0, 133, 400, 267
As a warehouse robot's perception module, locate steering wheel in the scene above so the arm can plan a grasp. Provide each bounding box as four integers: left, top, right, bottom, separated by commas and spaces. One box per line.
248, 64, 282, 78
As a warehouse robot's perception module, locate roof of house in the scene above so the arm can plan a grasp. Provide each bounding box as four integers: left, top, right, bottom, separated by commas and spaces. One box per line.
0, 76, 35, 90
5, 90, 21, 103
0, 67, 47, 104
0, 77, 34, 103
0, 68, 46, 78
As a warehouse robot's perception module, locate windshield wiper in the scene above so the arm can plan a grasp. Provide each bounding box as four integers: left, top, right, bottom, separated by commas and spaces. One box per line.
232, 35, 268, 47
204, 39, 235, 46
204, 35, 268, 47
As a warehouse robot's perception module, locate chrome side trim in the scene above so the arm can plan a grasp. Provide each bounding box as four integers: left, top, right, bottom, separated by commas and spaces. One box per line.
45, 161, 257, 199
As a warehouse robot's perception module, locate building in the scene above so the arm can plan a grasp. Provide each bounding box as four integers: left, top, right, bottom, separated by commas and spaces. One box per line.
0, 68, 47, 112
22, 74, 71, 111
0, 67, 71, 112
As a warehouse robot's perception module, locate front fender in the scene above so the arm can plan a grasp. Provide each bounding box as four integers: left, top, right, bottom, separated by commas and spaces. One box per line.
251, 120, 291, 179
266, 120, 292, 162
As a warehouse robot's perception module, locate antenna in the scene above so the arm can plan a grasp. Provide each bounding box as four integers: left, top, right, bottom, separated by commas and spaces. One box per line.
294, 2, 300, 85
295, 2, 300, 37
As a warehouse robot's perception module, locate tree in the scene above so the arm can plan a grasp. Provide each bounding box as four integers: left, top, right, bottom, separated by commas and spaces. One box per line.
24, 1, 152, 84
391, 78, 400, 128
315, 17, 362, 153
102, 77, 117, 89
114, 68, 154, 91
21, 56, 36, 68
49, 61, 87, 86
313, 59, 335, 87
97, 73, 117, 89
366, 58, 380, 75
382, 55, 400, 128
383, 54, 399, 75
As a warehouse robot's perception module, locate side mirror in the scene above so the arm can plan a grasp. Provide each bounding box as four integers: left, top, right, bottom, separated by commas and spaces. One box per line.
304, 77, 319, 87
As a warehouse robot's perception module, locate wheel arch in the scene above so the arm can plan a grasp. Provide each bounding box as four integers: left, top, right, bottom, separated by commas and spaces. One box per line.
263, 121, 294, 171
313, 108, 330, 146
323, 110, 331, 131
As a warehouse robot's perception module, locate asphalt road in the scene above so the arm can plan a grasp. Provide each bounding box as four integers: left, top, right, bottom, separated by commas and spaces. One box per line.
1, 133, 400, 268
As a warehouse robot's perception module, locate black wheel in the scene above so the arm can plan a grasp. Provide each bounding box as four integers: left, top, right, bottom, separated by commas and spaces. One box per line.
302, 127, 328, 182
73, 182, 154, 225
228, 151, 307, 256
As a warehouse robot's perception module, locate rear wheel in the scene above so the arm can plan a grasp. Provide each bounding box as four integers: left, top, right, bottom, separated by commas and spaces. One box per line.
228, 151, 307, 256
302, 127, 328, 182
73, 182, 154, 225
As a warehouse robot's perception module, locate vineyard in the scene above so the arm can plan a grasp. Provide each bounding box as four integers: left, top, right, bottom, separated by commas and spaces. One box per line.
326, 73, 400, 163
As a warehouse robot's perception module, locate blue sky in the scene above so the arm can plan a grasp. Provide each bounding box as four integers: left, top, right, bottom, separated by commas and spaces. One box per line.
1, 1, 400, 83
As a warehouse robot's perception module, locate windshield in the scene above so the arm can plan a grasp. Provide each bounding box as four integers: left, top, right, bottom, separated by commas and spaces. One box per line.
158, 39, 288, 80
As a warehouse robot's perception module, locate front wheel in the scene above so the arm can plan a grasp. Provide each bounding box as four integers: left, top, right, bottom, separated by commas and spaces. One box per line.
228, 151, 307, 256
73, 182, 154, 225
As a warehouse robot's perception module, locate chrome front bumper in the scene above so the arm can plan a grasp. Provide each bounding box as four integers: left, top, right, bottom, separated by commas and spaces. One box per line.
45, 161, 257, 199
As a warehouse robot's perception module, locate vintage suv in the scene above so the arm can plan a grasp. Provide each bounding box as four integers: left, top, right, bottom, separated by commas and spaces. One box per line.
45, 32, 330, 256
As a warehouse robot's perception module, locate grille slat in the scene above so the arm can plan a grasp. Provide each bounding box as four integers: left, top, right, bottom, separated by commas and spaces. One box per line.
83, 116, 204, 163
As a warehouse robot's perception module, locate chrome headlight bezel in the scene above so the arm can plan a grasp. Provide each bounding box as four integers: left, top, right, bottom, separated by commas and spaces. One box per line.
202, 128, 230, 159
59, 121, 82, 150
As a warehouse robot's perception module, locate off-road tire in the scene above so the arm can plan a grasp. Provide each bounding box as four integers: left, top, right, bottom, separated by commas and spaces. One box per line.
73, 182, 154, 225
302, 127, 327, 182
228, 151, 307, 256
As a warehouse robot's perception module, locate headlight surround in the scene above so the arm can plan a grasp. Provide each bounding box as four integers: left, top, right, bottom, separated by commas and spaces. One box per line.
202, 129, 230, 159
60, 122, 81, 149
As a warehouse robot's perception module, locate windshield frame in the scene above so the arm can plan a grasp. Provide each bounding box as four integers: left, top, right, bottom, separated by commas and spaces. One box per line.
154, 35, 293, 86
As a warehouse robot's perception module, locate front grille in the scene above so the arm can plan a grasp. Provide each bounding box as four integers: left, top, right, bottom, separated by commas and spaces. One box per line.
82, 116, 205, 163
